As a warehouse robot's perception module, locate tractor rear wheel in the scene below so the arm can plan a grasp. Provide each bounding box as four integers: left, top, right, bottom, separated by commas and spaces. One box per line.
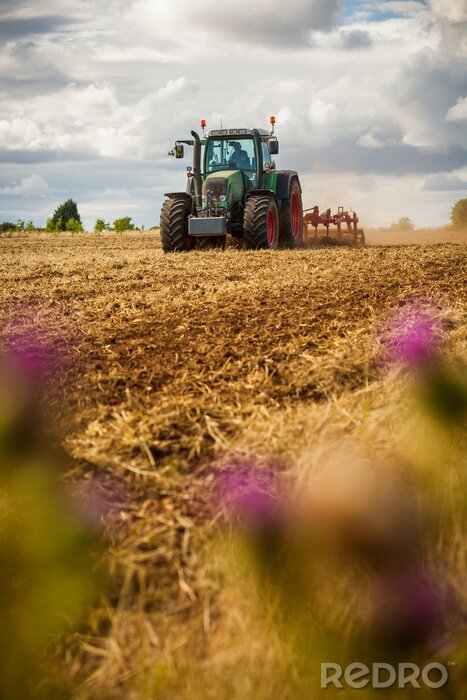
243, 195, 279, 250
279, 179, 303, 248
160, 197, 195, 253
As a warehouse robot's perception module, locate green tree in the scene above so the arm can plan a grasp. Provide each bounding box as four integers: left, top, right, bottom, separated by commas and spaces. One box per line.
113, 216, 135, 232
451, 199, 467, 229
66, 218, 84, 233
46, 218, 61, 233
50, 199, 81, 230
94, 219, 110, 232
16, 219, 25, 232
25, 221, 34, 233
0, 223, 15, 233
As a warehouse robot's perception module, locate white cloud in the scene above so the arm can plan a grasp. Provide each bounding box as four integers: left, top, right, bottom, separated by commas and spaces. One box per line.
339, 29, 373, 50
0, 78, 202, 158
357, 133, 385, 149
155, 77, 199, 101
0, 174, 49, 195
0, 117, 43, 150
429, 0, 467, 23
130, 0, 342, 47
446, 96, 467, 121
422, 172, 467, 191
385, 1, 426, 13
94, 46, 175, 64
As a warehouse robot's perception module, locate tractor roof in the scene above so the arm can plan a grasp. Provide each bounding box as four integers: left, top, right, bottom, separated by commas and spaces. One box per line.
208, 128, 270, 138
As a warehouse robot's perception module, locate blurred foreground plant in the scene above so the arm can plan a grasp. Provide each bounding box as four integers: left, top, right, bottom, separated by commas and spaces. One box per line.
216, 298, 466, 697
0, 343, 104, 699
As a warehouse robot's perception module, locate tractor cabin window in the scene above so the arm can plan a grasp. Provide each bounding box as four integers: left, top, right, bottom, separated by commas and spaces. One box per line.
206, 138, 257, 183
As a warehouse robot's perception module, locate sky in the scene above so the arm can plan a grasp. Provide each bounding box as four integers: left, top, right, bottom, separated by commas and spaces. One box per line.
0, 0, 466, 229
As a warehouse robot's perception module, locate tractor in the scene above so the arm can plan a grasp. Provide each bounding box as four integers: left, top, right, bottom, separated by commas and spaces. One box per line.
160, 117, 303, 252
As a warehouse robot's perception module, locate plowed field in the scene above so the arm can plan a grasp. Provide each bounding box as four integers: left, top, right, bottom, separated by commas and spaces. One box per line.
1, 234, 466, 699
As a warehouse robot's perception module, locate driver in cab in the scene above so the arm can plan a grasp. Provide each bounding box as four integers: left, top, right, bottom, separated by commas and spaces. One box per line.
229, 141, 250, 168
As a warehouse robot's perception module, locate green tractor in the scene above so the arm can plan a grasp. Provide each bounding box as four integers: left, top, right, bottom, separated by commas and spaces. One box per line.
160, 117, 303, 252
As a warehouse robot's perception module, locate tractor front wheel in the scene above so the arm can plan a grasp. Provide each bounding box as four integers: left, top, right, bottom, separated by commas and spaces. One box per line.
160, 197, 195, 253
279, 179, 303, 248
243, 195, 279, 250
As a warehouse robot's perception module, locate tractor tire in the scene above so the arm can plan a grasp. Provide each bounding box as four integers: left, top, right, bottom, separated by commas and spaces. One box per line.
160, 197, 195, 253
279, 178, 303, 248
243, 195, 279, 250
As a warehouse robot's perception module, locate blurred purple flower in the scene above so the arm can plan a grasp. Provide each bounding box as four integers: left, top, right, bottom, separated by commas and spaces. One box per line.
12, 342, 57, 382
216, 461, 282, 528
372, 568, 444, 651
380, 302, 445, 368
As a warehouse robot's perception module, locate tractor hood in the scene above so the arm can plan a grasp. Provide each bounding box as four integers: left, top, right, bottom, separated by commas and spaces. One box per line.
202, 170, 248, 204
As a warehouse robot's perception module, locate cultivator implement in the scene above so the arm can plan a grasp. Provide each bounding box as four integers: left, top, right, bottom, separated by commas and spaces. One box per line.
303, 206, 365, 247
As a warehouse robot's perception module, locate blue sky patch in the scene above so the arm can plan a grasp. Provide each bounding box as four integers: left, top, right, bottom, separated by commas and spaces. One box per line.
342, 0, 428, 23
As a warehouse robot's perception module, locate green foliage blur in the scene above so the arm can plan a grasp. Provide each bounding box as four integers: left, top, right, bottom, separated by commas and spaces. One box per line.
0, 222, 16, 233
46, 218, 61, 233
94, 218, 111, 232
222, 305, 467, 696
0, 353, 102, 699
50, 199, 82, 232
65, 218, 84, 233
113, 216, 135, 232
451, 198, 467, 229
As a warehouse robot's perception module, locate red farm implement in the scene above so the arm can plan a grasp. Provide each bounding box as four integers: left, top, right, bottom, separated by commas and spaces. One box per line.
303, 206, 366, 247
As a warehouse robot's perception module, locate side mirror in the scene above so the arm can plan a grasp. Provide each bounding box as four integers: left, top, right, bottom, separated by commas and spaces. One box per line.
269, 139, 279, 155
169, 144, 185, 158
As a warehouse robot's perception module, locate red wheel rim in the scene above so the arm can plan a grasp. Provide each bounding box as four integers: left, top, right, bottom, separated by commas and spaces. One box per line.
267, 209, 276, 246
291, 192, 301, 239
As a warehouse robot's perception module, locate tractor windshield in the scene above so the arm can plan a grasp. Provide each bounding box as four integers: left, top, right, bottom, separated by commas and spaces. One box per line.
205, 138, 257, 183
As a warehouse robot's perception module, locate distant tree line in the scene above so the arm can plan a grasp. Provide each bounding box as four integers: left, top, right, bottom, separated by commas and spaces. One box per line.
373, 217, 416, 233
0, 220, 36, 233
0, 199, 150, 234
94, 216, 145, 233
371, 199, 467, 232
2, 197, 467, 235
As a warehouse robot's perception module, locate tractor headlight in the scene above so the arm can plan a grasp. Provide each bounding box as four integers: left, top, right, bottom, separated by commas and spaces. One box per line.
219, 195, 227, 203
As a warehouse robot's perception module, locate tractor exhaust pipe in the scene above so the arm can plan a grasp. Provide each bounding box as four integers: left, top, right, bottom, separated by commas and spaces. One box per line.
191, 130, 203, 208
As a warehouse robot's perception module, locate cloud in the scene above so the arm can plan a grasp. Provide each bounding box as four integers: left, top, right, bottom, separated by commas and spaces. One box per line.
357, 133, 385, 149
339, 29, 373, 50
428, 0, 467, 52
155, 77, 199, 101
392, 50, 467, 148
0, 173, 49, 195
0, 78, 202, 160
0, 117, 43, 151
422, 173, 467, 191
429, 0, 467, 23
446, 96, 467, 121
94, 46, 175, 64
132, 0, 343, 48
0, 15, 75, 39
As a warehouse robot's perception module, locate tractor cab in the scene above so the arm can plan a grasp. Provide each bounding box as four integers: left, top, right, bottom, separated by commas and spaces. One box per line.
204, 129, 277, 188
